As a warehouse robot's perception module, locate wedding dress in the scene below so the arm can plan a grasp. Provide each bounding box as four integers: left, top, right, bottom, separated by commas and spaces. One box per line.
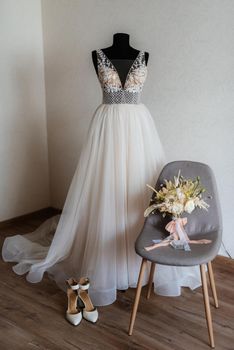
2, 49, 201, 306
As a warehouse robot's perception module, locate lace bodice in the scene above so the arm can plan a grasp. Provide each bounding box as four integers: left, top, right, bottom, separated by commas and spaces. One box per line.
97, 49, 147, 104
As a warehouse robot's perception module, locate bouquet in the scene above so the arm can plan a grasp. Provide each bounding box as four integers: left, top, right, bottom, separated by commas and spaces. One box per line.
144, 171, 212, 251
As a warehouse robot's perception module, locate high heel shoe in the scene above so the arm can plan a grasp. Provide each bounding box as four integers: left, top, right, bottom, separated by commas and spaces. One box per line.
66, 278, 82, 326
78, 277, 98, 323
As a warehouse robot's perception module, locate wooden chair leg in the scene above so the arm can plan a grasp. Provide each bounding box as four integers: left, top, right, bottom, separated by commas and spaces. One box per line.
207, 261, 219, 308
128, 258, 147, 335
200, 264, 215, 348
146, 262, 156, 299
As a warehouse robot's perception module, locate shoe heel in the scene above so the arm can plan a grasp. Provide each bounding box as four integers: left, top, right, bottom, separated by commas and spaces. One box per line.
78, 277, 98, 324
66, 278, 82, 326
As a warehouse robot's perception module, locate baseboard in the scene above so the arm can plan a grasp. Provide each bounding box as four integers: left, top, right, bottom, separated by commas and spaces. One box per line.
0, 207, 62, 229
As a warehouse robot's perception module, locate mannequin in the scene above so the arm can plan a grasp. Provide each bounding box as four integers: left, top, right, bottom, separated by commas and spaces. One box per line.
92, 33, 149, 87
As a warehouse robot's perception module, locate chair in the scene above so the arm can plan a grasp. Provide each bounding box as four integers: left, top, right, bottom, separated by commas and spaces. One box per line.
128, 161, 222, 348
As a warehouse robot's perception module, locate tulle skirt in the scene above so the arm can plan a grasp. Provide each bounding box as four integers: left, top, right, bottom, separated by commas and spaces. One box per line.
2, 103, 201, 306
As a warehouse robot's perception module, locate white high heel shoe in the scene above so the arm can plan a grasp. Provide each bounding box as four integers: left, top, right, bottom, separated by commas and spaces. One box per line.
78, 277, 98, 323
66, 278, 82, 326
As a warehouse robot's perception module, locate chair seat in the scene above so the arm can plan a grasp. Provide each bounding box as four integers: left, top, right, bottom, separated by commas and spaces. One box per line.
135, 223, 221, 266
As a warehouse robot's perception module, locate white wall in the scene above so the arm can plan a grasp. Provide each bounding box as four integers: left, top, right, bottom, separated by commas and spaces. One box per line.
0, 0, 50, 221
41, 0, 234, 257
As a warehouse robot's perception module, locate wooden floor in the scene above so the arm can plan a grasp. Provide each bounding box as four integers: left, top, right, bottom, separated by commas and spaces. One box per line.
0, 212, 233, 350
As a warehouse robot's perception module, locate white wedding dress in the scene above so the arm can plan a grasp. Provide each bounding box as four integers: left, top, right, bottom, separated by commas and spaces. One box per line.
2, 49, 201, 306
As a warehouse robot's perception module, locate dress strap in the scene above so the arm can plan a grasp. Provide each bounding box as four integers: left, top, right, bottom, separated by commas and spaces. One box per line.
96, 49, 105, 66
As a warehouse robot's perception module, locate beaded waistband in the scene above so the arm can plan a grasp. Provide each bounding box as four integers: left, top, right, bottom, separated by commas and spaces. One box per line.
102, 91, 141, 105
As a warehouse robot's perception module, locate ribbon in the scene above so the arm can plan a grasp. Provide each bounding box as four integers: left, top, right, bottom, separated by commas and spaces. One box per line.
165, 217, 189, 240
144, 217, 212, 251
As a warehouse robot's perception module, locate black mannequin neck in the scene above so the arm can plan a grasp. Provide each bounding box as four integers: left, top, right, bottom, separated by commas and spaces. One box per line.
110, 33, 132, 56
102, 33, 139, 59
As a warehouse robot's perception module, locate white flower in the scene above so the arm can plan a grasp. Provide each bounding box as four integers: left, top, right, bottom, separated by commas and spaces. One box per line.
171, 202, 184, 216
176, 188, 185, 201
184, 199, 195, 214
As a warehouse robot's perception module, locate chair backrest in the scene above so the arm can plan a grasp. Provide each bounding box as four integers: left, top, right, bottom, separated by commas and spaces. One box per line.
152, 161, 222, 237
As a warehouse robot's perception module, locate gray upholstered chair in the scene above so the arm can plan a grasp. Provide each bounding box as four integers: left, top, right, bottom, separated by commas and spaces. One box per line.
128, 161, 222, 348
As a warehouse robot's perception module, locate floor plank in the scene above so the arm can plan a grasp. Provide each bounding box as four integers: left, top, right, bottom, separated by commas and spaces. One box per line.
0, 214, 233, 350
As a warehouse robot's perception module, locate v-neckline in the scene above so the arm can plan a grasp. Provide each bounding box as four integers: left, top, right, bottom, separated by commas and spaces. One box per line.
99, 49, 143, 90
